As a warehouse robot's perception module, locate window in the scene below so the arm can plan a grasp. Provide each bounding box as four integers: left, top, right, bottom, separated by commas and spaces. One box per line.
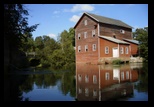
78, 74, 82, 81
105, 46, 109, 54
78, 33, 81, 40
105, 72, 110, 80
92, 44, 96, 51
92, 30, 95, 37
120, 47, 124, 54
84, 20, 87, 26
126, 71, 129, 79
85, 88, 89, 96
93, 75, 97, 84
79, 88, 82, 94
84, 32, 87, 38
78, 46, 81, 52
93, 89, 97, 96
121, 72, 124, 80
85, 75, 89, 83
120, 29, 125, 34
85, 45, 88, 52
125, 47, 128, 54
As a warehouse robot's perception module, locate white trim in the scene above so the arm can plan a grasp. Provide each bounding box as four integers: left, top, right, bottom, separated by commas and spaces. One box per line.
105, 46, 109, 54
118, 43, 119, 57
78, 46, 81, 52
85, 12, 99, 22
84, 32, 87, 38
120, 47, 124, 54
78, 33, 81, 40
92, 44, 96, 51
92, 30, 95, 37
84, 20, 87, 26
125, 47, 129, 54
105, 72, 110, 80
85, 45, 88, 52
93, 75, 97, 84
73, 12, 99, 29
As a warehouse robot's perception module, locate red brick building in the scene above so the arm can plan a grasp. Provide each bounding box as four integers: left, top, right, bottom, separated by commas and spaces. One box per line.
74, 12, 139, 64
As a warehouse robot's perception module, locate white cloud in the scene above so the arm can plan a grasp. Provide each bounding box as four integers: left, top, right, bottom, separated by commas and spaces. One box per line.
47, 33, 57, 40
71, 4, 94, 12
70, 15, 81, 23
53, 10, 60, 14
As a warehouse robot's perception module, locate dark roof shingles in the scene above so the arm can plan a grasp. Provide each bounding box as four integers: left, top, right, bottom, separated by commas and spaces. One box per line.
86, 12, 133, 29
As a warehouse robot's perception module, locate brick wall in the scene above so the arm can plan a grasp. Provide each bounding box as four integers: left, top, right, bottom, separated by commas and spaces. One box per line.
75, 15, 99, 63
99, 23, 132, 40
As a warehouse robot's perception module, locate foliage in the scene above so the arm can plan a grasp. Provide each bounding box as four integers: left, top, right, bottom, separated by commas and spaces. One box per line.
4, 4, 39, 70
4, 4, 39, 48
112, 59, 122, 65
133, 27, 148, 62
134, 63, 148, 92
32, 28, 75, 69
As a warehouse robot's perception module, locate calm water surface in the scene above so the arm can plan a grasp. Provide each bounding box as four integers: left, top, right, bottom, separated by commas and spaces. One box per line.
4, 63, 148, 101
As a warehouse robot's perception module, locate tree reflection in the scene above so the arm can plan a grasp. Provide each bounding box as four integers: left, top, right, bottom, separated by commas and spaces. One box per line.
59, 64, 76, 97
19, 75, 34, 93
4, 74, 28, 101
134, 63, 148, 92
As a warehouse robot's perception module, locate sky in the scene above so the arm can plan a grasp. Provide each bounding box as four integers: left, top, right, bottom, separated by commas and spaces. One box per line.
25, 4, 148, 40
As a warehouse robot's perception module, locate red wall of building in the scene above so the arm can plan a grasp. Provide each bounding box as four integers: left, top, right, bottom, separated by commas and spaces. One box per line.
99, 23, 132, 40
99, 38, 131, 58
75, 15, 99, 63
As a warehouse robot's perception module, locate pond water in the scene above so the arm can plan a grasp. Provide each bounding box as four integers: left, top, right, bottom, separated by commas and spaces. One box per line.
4, 63, 148, 101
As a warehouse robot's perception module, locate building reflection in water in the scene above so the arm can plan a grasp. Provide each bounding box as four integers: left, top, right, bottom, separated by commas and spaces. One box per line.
75, 63, 141, 101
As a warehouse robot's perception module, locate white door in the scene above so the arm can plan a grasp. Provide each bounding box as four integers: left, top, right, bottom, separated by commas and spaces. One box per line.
113, 48, 119, 57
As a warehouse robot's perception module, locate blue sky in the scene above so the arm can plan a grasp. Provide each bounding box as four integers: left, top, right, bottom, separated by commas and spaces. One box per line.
25, 4, 148, 40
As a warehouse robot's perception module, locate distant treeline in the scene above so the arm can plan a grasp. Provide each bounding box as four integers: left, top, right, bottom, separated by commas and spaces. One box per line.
21, 28, 75, 69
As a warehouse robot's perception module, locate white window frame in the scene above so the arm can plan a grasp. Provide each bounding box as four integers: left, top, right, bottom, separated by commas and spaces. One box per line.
93, 75, 97, 84
120, 29, 125, 34
125, 47, 128, 54
93, 89, 97, 97
120, 47, 124, 54
84, 20, 87, 26
85, 88, 89, 96
92, 30, 95, 37
79, 87, 82, 94
121, 72, 124, 80
84, 32, 87, 38
105, 72, 110, 80
78, 74, 82, 81
126, 71, 129, 79
92, 44, 96, 51
85, 75, 89, 83
105, 46, 109, 54
85, 45, 88, 52
78, 46, 81, 52
78, 33, 81, 40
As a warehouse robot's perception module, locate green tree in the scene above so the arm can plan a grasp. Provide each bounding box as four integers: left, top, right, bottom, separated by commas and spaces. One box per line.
4, 4, 39, 70
133, 27, 148, 62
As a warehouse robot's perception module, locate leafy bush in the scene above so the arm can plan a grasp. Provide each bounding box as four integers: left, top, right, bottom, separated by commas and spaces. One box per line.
112, 59, 122, 65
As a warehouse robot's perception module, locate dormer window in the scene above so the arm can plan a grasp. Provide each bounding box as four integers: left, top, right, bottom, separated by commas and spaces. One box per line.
120, 29, 125, 34
84, 20, 87, 26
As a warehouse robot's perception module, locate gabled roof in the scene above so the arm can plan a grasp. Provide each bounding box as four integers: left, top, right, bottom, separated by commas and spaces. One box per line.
99, 36, 130, 44
123, 38, 139, 45
74, 12, 133, 29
